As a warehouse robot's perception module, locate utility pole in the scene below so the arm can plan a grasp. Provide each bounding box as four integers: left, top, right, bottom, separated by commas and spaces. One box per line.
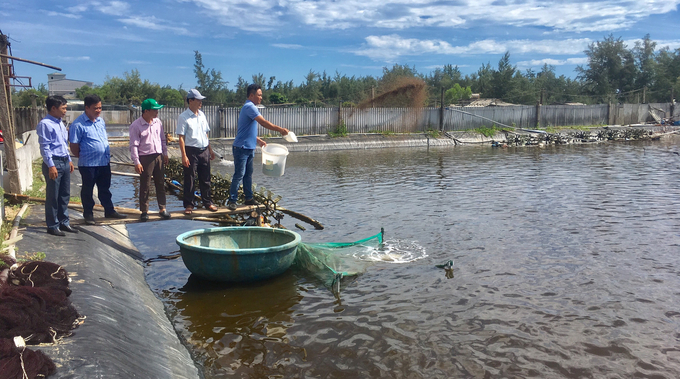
0, 33, 21, 195
642, 86, 647, 104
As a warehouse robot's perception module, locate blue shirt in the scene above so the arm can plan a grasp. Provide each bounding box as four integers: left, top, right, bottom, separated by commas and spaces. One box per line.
176, 109, 210, 149
69, 112, 110, 167
234, 101, 261, 149
36, 114, 72, 167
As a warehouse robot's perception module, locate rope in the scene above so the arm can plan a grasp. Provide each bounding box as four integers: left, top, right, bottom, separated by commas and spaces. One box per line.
20, 264, 39, 287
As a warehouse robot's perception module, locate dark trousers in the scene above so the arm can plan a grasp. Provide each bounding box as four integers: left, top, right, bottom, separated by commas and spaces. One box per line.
79, 165, 114, 216
139, 153, 166, 213
183, 146, 212, 208
43, 157, 71, 230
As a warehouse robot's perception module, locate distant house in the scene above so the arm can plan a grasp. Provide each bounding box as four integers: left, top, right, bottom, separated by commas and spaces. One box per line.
47, 72, 93, 99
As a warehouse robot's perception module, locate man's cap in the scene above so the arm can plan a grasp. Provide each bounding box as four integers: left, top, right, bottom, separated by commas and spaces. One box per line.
141, 98, 164, 111
187, 89, 206, 100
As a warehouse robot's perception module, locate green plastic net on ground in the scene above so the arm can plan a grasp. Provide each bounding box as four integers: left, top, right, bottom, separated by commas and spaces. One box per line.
293, 228, 384, 295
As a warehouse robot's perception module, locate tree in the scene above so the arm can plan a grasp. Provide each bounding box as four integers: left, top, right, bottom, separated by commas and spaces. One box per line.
193, 50, 228, 104
269, 92, 288, 104
12, 84, 48, 107
444, 83, 472, 105
490, 52, 516, 100
576, 34, 638, 102
634, 34, 657, 97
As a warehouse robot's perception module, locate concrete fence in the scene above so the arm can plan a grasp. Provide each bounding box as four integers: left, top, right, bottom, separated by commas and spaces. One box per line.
11, 102, 679, 138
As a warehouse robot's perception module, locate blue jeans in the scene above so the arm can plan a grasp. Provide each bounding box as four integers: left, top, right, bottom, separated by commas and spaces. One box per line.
79, 165, 114, 216
229, 146, 255, 202
43, 158, 71, 230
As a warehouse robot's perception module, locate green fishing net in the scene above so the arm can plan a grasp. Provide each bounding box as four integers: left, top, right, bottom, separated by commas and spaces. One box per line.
293, 228, 384, 295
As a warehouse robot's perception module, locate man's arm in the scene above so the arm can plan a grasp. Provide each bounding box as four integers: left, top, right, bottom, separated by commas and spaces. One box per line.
207, 134, 216, 161
178, 135, 190, 167
69, 143, 80, 158
254, 115, 288, 135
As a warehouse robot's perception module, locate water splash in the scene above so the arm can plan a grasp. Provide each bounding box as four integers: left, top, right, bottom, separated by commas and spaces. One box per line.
353, 240, 428, 263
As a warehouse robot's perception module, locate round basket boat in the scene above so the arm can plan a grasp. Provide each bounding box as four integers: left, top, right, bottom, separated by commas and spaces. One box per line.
176, 226, 301, 282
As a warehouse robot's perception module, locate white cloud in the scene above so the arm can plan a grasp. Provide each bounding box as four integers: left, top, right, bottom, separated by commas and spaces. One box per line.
271, 43, 303, 49
45, 10, 81, 19
516, 57, 589, 68
57, 56, 91, 61
118, 16, 190, 35
352, 35, 593, 61
65, 1, 130, 16
125, 60, 151, 65
187, 0, 680, 33
98, 1, 130, 16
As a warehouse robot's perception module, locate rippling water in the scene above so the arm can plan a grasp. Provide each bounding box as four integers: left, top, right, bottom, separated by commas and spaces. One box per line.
125, 137, 680, 378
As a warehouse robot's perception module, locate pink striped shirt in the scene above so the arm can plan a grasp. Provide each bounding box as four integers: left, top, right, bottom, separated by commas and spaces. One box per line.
129, 116, 167, 165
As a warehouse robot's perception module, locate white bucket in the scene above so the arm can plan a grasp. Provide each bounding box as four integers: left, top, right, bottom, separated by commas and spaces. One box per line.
261, 143, 289, 177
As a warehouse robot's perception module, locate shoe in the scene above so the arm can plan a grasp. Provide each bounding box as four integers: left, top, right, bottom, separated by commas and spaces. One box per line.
84, 214, 96, 225
159, 210, 171, 220
184, 207, 193, 215
105, 211, 127, 219
47, 228, 66, 237
140, 212, 149, 222
244, 198, 259, 206
60, 224, 79, 233
227, 201, 237, 211
207, 204, 218, 212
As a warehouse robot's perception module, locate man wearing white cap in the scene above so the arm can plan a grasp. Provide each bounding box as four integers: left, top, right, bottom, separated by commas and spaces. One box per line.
130, 98, 170, 221
176, 89, 217, 214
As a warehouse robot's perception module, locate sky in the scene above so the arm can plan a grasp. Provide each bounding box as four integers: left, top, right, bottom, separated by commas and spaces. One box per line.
3, 0, 680, 92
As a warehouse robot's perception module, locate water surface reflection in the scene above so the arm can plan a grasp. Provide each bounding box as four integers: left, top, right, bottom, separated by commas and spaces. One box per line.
126, 137, 680, 378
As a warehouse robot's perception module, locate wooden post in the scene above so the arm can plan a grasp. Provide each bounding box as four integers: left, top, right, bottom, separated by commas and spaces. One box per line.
0, 33, 21, 195
439, 87, 444, 131
30, 94, 39, 129
671, 89, 675, 120
371, 87, 375, 108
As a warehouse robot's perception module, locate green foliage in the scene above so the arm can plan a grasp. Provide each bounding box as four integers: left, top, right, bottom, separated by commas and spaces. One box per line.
269, 92, 288, 104
341, 101, 356, 108
17, 251, 46, 262
194, 51, 229, 104
444, 83, 472, 105
474, 125, 500, 137
425, 129, 441, 138
75, 69, 185, 106
329, 120, 348, 137
12, 85, 48, 107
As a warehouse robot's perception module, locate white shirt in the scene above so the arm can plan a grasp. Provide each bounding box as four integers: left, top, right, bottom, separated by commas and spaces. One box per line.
176, 108, 210, 149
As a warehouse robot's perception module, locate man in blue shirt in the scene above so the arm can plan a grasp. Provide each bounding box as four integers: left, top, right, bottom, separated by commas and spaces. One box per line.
36, 95, 77, 236
69, 94, 127, 224
227, 84, 289, 210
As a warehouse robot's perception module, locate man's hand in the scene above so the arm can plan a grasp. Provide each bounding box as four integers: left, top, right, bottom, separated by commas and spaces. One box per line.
135, 163, 143, 175
280, 128, 289, 136
182, 155, 190, 168
257, 137, 267, 148
48, 166, 58, 180
69, 162, 74, 173
209, 149, 216, 161
163, 155, 169, 165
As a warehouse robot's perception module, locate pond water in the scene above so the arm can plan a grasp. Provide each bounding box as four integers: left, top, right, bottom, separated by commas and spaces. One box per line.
123, 137, 680, 378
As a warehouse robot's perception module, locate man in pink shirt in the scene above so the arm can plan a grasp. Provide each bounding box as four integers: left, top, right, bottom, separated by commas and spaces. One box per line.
129, 98, 171, 221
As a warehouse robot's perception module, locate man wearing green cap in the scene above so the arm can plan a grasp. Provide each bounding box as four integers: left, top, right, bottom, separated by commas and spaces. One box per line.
129, 98, 170, 221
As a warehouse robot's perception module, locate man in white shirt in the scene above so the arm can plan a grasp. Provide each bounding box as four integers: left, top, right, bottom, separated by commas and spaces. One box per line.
176, 89, 217, 214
